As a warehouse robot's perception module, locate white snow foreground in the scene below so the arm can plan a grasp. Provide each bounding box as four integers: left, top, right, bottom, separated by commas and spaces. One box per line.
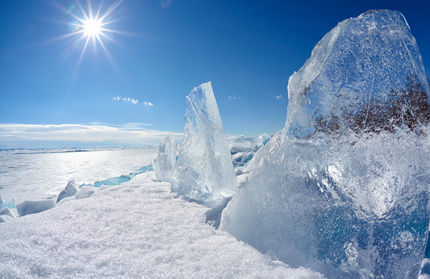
171, 82, 237, 208
0, 172, 323, 279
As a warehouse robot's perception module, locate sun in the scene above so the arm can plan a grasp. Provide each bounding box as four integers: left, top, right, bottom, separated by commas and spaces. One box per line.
82, 18, 102, 38
50, 0, 126, 73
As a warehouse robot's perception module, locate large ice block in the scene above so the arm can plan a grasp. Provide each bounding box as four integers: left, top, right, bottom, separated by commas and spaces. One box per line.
172, 82, 237, 207
285, 10, 430, 138
221, 10, 430, 278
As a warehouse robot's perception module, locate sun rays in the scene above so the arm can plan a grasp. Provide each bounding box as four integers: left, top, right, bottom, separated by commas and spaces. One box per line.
50, 0, 125, 76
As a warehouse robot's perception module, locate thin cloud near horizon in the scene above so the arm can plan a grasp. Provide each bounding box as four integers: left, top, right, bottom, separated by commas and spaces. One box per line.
0, 123, 182, 148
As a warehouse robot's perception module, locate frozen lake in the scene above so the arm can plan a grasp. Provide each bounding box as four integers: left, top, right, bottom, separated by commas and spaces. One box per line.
0, 147, 158, 204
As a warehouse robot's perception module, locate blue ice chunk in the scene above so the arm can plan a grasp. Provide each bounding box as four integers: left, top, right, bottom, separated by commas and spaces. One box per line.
16, 199, 55, 217
0, 194, 15, 210
0, 207, 16, 218
135, 164, 154, 174
232, 152, 254, 168
93, 175, 131, 188
79, 164, 153, 188
57, 180, 78, 203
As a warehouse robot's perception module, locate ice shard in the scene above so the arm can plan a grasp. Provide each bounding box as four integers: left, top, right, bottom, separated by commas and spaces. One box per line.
0, 207, 16, 223
221, 10, 430, 278
172, 82, 237, 207
0, 194, 15, 210
153, 135, 177, 182
57, 180, 77, 203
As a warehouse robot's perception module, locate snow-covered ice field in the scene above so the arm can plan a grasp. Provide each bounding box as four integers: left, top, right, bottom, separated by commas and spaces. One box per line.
0, 148, 323, 278
0, 148, 158, 203
0, 162, 322, 278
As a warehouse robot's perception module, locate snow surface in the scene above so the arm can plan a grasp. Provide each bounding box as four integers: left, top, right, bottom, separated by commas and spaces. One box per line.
0, 172, 323, 279
0, 148, 158, 204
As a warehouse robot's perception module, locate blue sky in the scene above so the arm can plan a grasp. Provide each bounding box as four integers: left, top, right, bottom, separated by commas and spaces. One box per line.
0, 0, 429, 147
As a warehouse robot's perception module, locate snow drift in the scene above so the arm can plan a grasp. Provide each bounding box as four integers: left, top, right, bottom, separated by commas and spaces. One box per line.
0, 173, 324, 279
221, 10, 430, 278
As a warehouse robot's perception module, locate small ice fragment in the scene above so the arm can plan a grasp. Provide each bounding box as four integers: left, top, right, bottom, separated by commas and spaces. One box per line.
0, 207, 16, 219
57, 180, 78, 203
16, 199, 56, 217
153, 135, 177, 181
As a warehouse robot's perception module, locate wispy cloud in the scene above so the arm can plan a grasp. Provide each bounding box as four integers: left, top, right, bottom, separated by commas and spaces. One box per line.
120, 122, 153, 129
0, 123, 182, 148
113, 96, 154, 107
275, 95, 282, 100
228, 96, 241, 101
113, 96, 139, 104
160, 0, 172, 8
124, 97, 138, 104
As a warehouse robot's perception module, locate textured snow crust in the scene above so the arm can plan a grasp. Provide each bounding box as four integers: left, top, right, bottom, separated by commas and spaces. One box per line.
0, 173, 323, 279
